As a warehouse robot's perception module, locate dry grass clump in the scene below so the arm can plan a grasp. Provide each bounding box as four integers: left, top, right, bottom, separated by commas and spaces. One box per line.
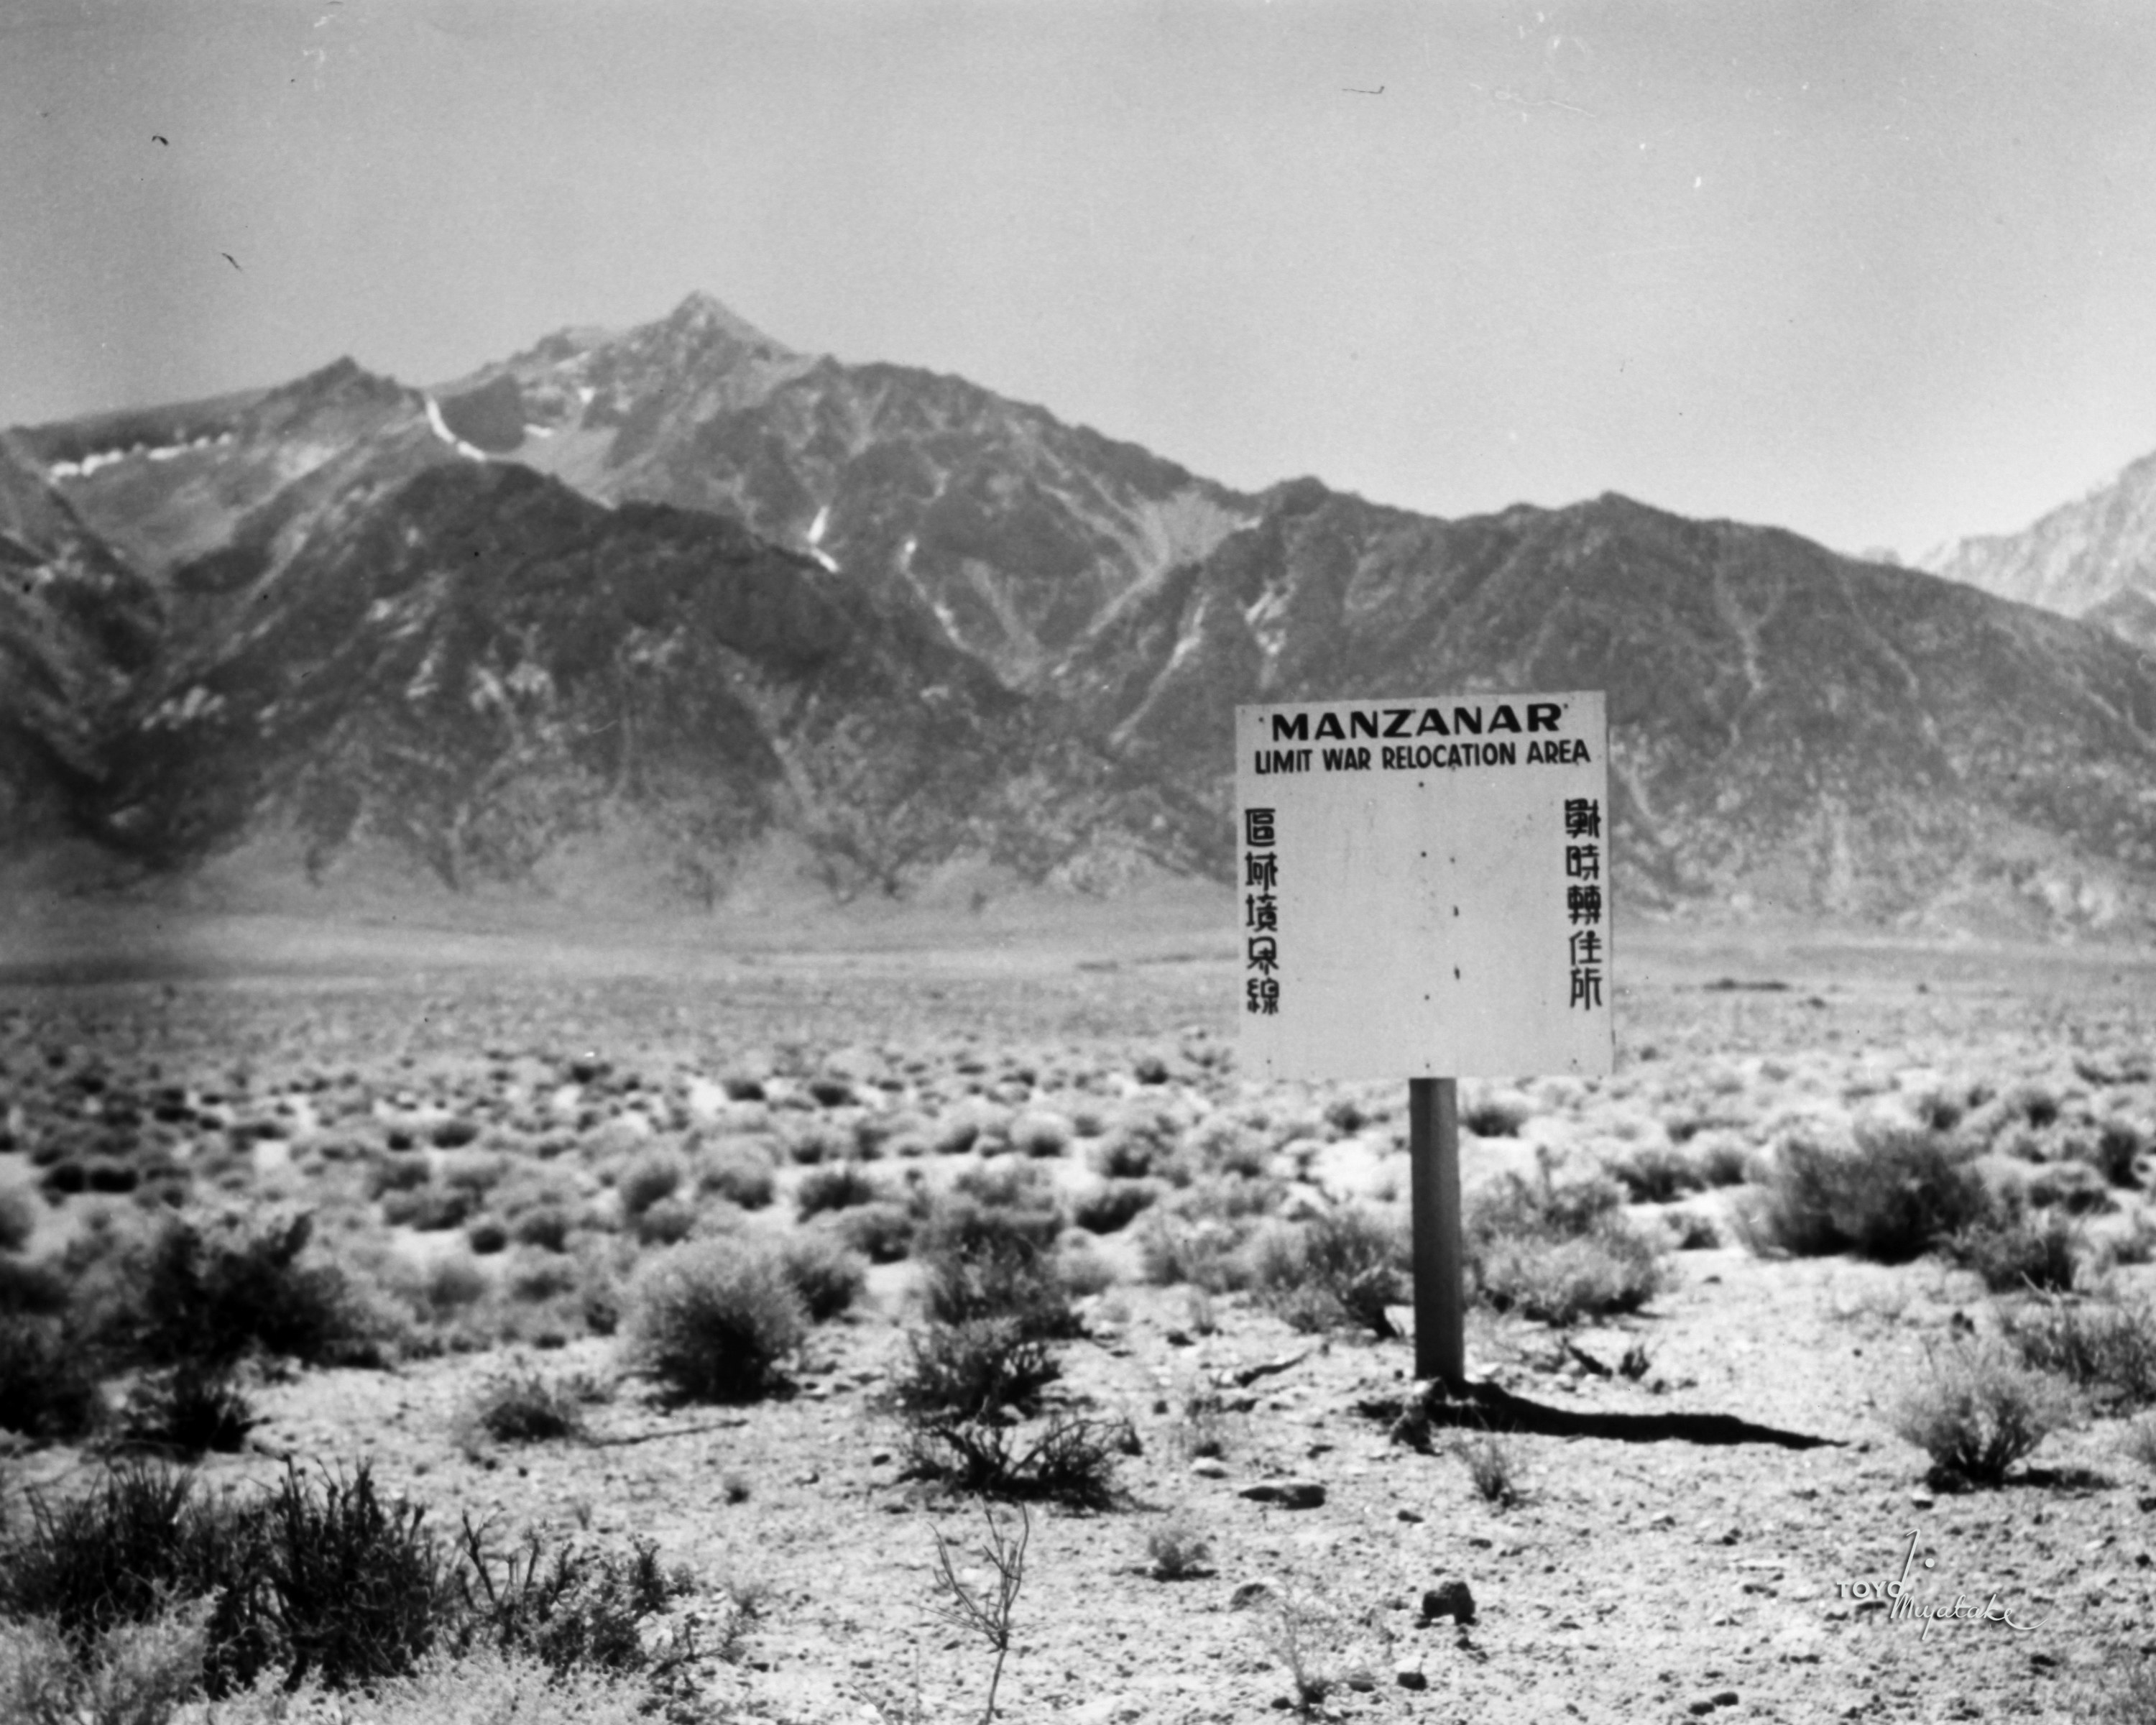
1996, 1291, 2156, 1408
0, 1460, 709, 1719
794, 1161, 883, 1220
1248, 1205, 1408, 1337
461, 1362, 606, 1445
1735, 1126, 1992, 1262
1254, 1585, 1382, 1716
1133, 1211, 1258, 1293
829, 1200, 916, 1264
1465, 1159, 1669, 1325
691, 1138, 778, 1210
0, 1184, 37, 1254
770, 1232, 869, 1321
915, 1192, 1079, 1341
1452, 1428, 1523, 1506
1144, 1512, 1215, 1580
622, 1241, 806, 1402
1888, 1339, 2081, 1486
1945, 1200, 2085, 1293
888, 1317, 1061, 1422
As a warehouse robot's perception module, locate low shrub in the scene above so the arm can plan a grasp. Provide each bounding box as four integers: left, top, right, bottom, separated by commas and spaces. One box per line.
613, 1150, 683, 1220
630, 1196, 698, 1247
1889, 1341, 2079, 1486
915, 1196, 1079, 1339
119, 1363, 256, 1456
1997, 1293, 2156, 1407
772, 1233, 868, 1321
2087, 1119, 2148, 1189
1145, 1513, 1214, 1580
623, 1241, 805, 1402
888, 1317, 1060, 1421
1452, 1428, 1522, 1506
694, 1144, 777, 1210
0, 1460, 701, 1710
1737, 1128, 1992, 1262
464, 1365, 590, 1444
381, 1186, 476, 1231
1249, 1206, 1406, 1336
113, 1207, 391, 1373
831, 1200, 915, 1263
1011, 1111, 1074, 1159
795, 1162, 882, 1220
0, 1312, 106, 1441
0, 1592, 216, 1725
1465, 1162, 1669, 1323
511, 1205, 576, 1253
1072, 1179, 1161, 1236
1133, 1213, 1257, 1293
1946, 1202, 2083, 1294
902, 1411, 1128, 1509
1604, 1144, 1705, 1204
1463, 1091, 1531, 1138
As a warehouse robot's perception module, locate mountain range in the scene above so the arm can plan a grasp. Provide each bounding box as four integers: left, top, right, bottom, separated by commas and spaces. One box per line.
6, 292, 2155, 934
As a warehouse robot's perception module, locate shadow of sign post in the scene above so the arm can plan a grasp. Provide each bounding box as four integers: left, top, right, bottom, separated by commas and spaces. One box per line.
1235, 691, 1612, 1389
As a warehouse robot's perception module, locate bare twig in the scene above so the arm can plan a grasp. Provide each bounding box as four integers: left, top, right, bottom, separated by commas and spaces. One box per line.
930, 1498, 1030, 1724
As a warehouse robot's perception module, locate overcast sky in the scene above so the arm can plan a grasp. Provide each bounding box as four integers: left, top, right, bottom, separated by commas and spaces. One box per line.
4, 0, 2152, 561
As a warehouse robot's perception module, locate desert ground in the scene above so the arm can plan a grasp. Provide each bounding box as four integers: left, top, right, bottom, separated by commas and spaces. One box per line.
3, 891, 2154, 1724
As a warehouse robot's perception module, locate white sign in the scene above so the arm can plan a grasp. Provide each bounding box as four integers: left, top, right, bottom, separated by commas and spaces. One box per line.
1235, 691, 1611, 1081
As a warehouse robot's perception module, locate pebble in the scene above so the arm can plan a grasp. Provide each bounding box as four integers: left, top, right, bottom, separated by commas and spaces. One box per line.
1239, 1480, 1325, 1509
1421, 1578, 1476, 1625
1192, 1458, 1228, 1478
1394, 1661, 1429, 1690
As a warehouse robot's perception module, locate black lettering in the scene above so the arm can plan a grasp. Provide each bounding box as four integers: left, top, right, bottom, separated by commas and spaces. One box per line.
1383, 707, 1414, 737
1416, 708, 1450, 737
1493, 741, 1515, 765
1315, 713, 1345, 741
1526, 741, 1545, 764
1452, 707, 1482, 735
1271, 714, 1309, 742
1575, 741, 1591, 763
1527, 702, 1560, 733
1350, 710, 1379, 739
1489, 704, 1521, 734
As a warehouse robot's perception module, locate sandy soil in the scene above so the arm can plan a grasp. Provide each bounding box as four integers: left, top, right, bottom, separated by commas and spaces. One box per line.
3, 908, 2153, 1722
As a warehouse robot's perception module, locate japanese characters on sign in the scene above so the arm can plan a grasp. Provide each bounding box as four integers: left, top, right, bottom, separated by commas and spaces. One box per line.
1234, 691, 1612, 1082
1244, 806, 1281, 1016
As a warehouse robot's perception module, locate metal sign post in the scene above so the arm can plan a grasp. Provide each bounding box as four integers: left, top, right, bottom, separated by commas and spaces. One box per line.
1409, 1076, 1463, 1387
1235, 691, 1611, 1393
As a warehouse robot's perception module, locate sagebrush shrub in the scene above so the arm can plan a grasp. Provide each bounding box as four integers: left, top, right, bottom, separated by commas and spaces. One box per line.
890, 1318, 1060, 1421
694, 1143, 777, 1210
613, 1151, 683, 1220
1738, 1129, 1992, 1262
795, 1162, 881, 1220
903, 1411, 1127, 1509
1947, 1202, 2083, 1293
1997, 1293, 2156, 1407
1889, 1341, 2079, 1485
1604, 1144, 1705, 1204
831, 1200, 915, 1263
116, 1207, 390, 1371
1465, 1163, 1669, 1323
1072, 1179, 1161, 1236
915, 1197, 1078, 1339
0, 1313, 106, 1441
772, 1233, 867, 1321
624, 1241, 804, 1402
1249, 1207, 1407, 1336
464, 1365, 589, 1443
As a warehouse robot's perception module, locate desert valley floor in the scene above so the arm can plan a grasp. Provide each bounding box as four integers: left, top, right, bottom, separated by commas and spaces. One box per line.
3, 895, 2154, 1724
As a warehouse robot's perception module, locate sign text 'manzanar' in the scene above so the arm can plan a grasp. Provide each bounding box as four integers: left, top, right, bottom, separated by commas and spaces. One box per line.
1268, 702, 1562, 743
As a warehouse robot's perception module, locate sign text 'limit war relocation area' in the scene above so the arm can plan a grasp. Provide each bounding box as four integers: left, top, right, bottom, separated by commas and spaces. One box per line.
1235, 692, 1613, 1085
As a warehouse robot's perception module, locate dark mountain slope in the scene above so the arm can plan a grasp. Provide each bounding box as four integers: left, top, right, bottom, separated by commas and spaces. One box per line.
90, 461, 1212, 898
465, 295, 1256, 684
1057, 485, 2156, 921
